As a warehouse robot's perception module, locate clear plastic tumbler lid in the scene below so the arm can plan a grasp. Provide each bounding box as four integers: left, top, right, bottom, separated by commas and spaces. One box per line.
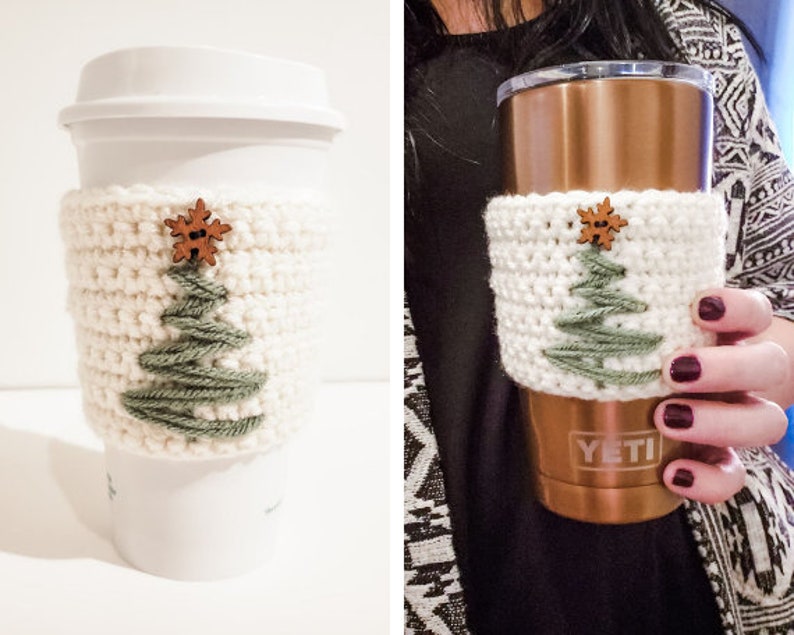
497, 60, 714, 106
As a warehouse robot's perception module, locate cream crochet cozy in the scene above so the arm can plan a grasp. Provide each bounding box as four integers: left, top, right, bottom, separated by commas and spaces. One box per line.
61, 185, 328, 458
485, 189, 727, 401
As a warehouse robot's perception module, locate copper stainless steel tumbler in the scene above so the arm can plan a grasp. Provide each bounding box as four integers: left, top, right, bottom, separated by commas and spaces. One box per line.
494, 61, 718, 524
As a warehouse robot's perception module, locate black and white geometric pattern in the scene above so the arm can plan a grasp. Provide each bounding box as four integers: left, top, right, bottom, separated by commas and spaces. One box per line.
684, 448, 794, 634
405, 1, 794, 632
657, 0, 794, 320
658, 2, 794, 632
405, 296, 469, 634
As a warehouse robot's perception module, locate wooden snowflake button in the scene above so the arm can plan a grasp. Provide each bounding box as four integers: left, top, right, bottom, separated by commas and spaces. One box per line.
164, 198, 231, 266
576, 196, 628, 251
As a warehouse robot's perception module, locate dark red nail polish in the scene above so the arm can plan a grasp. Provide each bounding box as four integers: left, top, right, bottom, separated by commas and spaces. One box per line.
698, 296, 726, 321
672, 468, 694, 488
670, 356, 701, 383
663, 403, 694, 429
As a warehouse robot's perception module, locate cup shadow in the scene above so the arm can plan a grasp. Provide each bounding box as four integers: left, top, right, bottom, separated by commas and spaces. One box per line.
0, 424, 126, 567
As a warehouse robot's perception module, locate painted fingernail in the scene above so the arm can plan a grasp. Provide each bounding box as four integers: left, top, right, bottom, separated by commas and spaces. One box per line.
698, 296, 726, 321
672, 468, 694, 488
669, 356, 701, 383
663, 403, 694, 429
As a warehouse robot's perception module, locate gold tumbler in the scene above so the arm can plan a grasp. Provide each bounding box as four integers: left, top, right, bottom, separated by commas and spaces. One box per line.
497, 61, 716, 524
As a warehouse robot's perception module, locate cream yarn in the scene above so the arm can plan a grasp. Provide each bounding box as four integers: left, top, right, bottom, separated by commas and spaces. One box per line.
61, 185, 328, 457
485, 189, 727, 401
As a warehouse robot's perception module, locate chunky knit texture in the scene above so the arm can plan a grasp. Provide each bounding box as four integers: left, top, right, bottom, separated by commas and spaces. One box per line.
61, 185, 328, 458
485, 189, 727, 400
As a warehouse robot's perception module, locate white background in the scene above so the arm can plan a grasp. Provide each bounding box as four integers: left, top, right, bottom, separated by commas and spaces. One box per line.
0, 0, 389, 386
0, 384, 389, 634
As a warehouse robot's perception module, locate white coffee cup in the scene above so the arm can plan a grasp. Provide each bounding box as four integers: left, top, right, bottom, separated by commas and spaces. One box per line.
59, 46, 343, 580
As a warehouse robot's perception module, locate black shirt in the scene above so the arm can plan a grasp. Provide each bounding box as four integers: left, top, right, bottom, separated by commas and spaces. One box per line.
405, 24, 724, 635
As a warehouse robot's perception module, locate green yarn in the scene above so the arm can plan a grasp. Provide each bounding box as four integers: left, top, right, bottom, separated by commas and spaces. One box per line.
122, 261, 267, 439
543, 245, 663, 387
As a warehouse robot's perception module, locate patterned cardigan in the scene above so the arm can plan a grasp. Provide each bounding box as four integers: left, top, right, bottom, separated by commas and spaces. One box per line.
404, 1, 794, 633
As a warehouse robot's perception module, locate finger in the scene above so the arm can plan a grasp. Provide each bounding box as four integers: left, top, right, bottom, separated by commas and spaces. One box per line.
693, 288, 772, 339
663, 341, 789, 393
663, 447, 746, 505
654, 396, 788, 447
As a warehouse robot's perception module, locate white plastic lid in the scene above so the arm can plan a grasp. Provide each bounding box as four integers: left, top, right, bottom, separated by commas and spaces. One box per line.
58, 46, 344, 131
498, 60, 714, 106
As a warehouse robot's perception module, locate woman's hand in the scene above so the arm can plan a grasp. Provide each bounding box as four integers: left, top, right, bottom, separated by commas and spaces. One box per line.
654, 288, 790, 504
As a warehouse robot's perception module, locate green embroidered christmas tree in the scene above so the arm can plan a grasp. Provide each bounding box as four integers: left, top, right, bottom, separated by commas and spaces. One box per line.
122, 199, 266, 439
543, 197, 663, 387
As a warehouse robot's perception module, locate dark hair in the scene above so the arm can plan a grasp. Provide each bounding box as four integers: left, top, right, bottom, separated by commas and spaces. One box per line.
404, 0, 762, 208
405, 0, 762, 98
